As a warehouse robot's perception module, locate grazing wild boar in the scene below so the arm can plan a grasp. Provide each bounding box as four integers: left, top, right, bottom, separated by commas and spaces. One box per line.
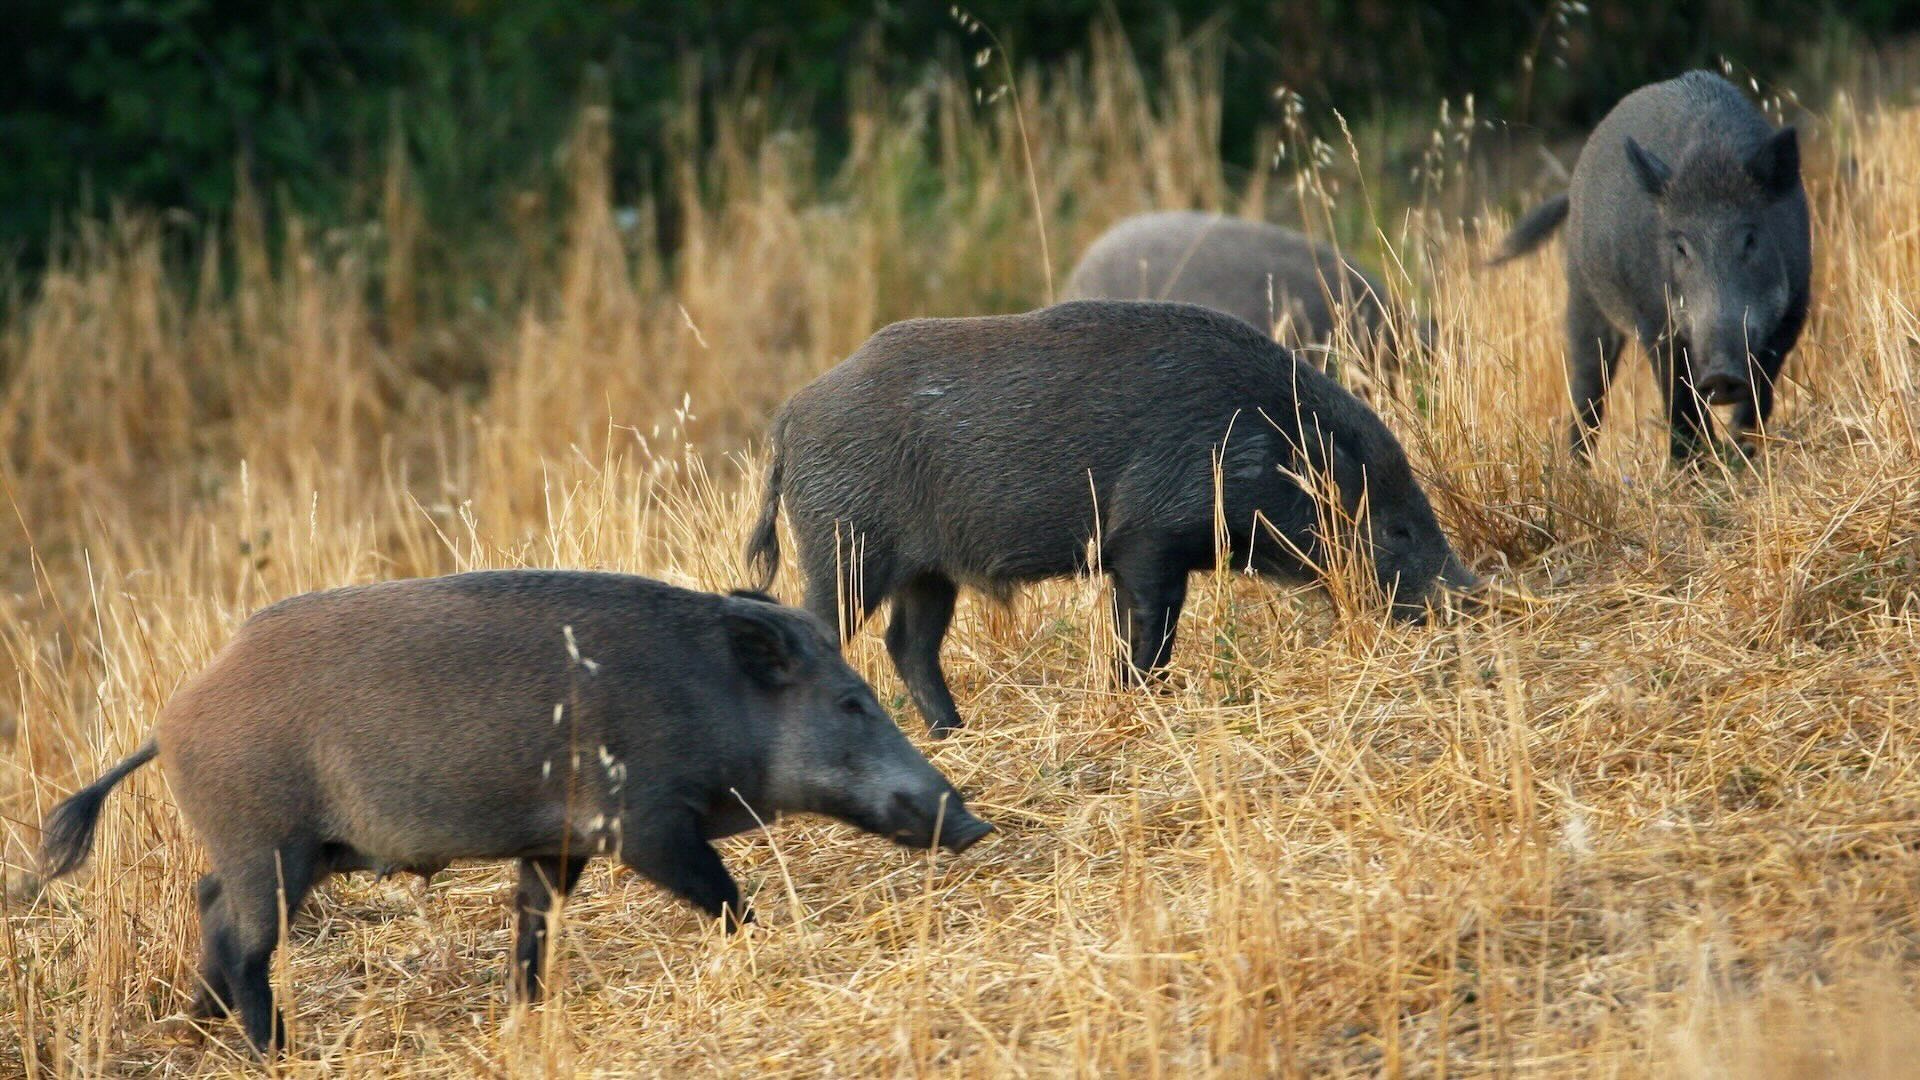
1492, 71, 1811, 461
1063, 211, 1418, 364
747, 300, 1478, 736
38, 571, 991, 1056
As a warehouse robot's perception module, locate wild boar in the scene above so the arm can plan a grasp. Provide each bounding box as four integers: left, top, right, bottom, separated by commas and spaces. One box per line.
747, 300, 1478, 735
1063, 211, 1418, 365
1492, 71, 1811, 461
39, 572, 992, 1055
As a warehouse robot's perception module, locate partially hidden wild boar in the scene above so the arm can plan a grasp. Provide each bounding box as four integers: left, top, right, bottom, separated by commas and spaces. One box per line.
1491, 71, 1811, 461
746, 300, 1479, 736
1063, 211, 1420, 366
38, 571, 992, 1056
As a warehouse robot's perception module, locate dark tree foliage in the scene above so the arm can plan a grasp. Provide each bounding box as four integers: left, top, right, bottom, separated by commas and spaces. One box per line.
1, 0, 1910, 258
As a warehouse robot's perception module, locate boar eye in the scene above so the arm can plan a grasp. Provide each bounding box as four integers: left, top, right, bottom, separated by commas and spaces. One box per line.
1741, 229, 1758, 256
1671, 235, 1690, 261
838, 694, 866, 716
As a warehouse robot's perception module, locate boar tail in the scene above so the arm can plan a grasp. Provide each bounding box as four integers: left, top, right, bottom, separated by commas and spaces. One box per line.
39, 737, 159, 880
1487, 193, 1569, 265
745, 430, 785, 592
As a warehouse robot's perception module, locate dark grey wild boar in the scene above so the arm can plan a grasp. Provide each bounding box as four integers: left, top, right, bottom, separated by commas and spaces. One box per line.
1064, 211, 1416, 361
1492, 71, 1811, 461
38, 571, 991, 1056
746, 300, 1478, 736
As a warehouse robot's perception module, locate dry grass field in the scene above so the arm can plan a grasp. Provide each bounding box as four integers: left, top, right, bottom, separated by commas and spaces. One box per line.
6, 41, 1920, 1076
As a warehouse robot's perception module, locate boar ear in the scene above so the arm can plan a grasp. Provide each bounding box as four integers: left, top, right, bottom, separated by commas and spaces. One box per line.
1745, 127, 1800, 201
1624, 138, 1672, 198
723, 601, 810, 688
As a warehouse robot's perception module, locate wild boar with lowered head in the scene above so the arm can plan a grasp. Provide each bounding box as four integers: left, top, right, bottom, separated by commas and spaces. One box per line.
1492, 70, 1811, 462
1064, 210, 1421, 367
747, 300, 1479, 736
38, 571, 991, 1056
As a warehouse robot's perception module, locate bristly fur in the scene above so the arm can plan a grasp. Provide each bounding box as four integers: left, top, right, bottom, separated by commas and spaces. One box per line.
758, 299, 1476, 732
1514, 69, 1812, 461
1062, 211, 1413, 370
40, 570, 986, 1056
1662, 145, 1773, 211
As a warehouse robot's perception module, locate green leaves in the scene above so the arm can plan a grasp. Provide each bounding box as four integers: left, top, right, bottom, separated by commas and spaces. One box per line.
1, 1, 1910, 268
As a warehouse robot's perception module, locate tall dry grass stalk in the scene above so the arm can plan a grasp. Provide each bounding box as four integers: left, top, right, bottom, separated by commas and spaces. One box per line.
5, 37, 1920, 1077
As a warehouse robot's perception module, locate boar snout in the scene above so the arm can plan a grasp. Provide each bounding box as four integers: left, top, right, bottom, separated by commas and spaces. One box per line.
938, 807, 995, 854
1717, 330, 1781, 406
1440, 555, 1484, 596
1437, 560, 1492, 618
885, 788, 994, 853
1691, 340, 1752, 404
1694, 369, 1748, 405
1386, 554, 1484, 623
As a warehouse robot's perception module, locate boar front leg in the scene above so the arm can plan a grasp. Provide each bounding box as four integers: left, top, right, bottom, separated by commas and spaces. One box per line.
1729, 373, 1775, 455
622, 807, 751, 931
1651, 331, 1714, 462
1564, 287, 1624, 461
1109, 550, 1190, 685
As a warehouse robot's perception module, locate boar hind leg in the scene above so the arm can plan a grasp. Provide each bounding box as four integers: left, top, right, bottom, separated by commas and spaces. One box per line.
509, 855, 588, 1003
622, 810, 750, 932
188, 873, 232, 1019
1110, 555, 1190, 685
210, 841, 322, 1056
886, 574, 963, 735
1564, 289, 1623, 460
800, 545, 891, 644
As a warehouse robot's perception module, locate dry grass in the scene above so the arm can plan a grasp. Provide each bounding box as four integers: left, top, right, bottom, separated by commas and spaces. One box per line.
6, 38, 1920, 1077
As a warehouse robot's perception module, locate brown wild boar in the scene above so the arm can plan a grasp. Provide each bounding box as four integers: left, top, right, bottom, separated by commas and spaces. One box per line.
39, 571, 992, 1056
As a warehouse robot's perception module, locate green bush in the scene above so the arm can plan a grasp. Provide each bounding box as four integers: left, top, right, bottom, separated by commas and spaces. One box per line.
1, 0, 1910, 263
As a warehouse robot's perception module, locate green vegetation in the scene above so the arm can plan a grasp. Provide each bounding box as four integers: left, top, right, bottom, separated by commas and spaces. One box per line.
6, 1, 1913, 266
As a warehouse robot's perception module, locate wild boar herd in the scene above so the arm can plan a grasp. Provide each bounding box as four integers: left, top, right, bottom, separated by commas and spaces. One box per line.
40, 70, 1812, 1056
